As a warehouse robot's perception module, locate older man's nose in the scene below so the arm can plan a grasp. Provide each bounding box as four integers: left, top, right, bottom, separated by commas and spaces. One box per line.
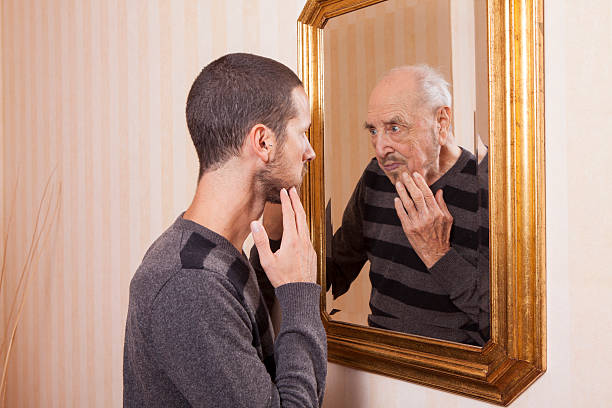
374, 134, 393, 158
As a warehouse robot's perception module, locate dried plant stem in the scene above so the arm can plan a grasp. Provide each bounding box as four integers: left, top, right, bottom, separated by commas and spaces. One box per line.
0, 173, 53, 356
0, 170, 61, 405
0, 177, 19, 297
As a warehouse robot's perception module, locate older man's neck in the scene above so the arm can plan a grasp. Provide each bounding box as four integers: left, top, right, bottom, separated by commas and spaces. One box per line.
424, 142, 463, 185
439, 142, 462, 174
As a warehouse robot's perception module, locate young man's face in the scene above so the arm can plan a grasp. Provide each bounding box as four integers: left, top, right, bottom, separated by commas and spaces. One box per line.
259, 87, 315, 203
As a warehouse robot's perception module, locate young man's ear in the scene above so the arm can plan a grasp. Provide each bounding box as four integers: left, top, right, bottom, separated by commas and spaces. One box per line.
435, 106, 452, 144
248, 123, 275, 163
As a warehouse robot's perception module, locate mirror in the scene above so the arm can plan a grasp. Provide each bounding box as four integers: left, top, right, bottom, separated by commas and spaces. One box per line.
298, 0, 546, 405
322, 0, 490, 347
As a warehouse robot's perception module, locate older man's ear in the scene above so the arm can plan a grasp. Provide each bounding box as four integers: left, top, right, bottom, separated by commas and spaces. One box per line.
435, 106, 453, 144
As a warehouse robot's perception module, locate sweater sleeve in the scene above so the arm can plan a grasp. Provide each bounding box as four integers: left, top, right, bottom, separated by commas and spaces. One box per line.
150, 270, 326, 408
326, 173, 368, 298
428, 155, 491, 344
427, 246, 489, 344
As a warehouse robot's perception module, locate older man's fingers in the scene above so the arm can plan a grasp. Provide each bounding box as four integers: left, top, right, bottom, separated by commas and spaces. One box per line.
402, 172, 426, 213
395, 178, 417, 220
413, 172, 437, 210
394, 197, 412, 232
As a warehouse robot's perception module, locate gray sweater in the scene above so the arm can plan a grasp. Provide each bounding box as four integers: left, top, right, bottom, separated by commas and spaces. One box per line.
123, 215, 327, 407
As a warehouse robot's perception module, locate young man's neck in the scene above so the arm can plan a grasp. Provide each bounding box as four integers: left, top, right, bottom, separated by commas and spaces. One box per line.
183, 160, 265, 252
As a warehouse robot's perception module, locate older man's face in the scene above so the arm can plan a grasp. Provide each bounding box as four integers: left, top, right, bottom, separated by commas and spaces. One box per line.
365, 77, 441, 185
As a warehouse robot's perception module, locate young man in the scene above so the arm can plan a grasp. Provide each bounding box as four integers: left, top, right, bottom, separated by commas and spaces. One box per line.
123, 53, 326, 407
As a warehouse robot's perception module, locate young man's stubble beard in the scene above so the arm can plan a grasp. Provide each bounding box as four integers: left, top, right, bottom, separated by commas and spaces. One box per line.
255, 143, 307, 204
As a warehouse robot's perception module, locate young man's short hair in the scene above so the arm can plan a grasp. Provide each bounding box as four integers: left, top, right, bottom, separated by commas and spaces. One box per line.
186, 53, 303, 178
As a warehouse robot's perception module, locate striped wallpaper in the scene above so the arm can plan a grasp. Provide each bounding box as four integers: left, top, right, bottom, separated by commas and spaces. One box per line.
0, 0, 307, 406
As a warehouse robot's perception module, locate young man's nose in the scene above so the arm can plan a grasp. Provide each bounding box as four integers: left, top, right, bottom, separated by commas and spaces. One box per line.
303, 138, 316, 162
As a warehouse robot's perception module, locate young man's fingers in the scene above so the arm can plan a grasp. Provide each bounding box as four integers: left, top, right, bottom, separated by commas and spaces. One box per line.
250, 221, 274, 265
279, 188, 298, 242
413, 172, 437, 210
288, 187, 309, 238
402, 172, 426, 213
395, 179, 417, 221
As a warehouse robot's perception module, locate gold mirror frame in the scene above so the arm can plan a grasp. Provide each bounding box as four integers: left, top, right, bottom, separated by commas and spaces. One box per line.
298, 0, 545, 405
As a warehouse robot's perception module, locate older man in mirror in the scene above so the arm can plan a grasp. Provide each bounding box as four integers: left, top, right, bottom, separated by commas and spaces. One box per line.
256, 65, 489, 346
330, 65, 489, 346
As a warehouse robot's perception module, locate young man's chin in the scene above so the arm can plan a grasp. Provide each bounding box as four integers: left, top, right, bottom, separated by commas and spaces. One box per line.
264, 184, 302, 204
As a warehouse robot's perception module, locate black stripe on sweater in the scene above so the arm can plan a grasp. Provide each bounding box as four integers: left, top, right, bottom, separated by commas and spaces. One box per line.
370, 271, 461, 313
363, 170, 395, 193
460, 158, 477, 175
179, 233, 216, 269
450, 225, 479, 251
479, 226, 489, 248
369, 301, 398, 319
253, 301, 271, 349
442, 185, 479, 212
363, 204, 400, 226
227, 258, 250, 293
363, 211, 479, 252
365, 237, 428, 273
479, 188, 488, 208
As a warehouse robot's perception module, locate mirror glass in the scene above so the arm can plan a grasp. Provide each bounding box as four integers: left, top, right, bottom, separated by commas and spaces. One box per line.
323, 0, 490, 346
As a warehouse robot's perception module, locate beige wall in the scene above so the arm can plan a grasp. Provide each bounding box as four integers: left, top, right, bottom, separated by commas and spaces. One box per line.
1, 0, 612, 407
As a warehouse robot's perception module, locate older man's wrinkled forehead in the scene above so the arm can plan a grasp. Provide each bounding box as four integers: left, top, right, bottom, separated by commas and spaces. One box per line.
367, 69, 426, 120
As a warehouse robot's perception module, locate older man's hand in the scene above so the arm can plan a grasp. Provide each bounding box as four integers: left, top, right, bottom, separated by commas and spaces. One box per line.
393, 172, 453, 269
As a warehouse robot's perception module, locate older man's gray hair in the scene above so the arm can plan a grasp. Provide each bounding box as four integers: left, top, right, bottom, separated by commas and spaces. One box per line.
389, 65, 452, 112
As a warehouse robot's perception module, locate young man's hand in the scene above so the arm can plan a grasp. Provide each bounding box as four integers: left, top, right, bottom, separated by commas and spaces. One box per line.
250, 187, 317, 287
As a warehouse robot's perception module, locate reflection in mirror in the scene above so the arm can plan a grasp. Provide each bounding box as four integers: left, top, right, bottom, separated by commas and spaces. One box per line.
323, 0, 490, 346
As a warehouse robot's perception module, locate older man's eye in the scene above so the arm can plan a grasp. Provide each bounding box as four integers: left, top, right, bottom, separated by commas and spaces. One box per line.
391, 125, 400, 132
368, 128, 377, 136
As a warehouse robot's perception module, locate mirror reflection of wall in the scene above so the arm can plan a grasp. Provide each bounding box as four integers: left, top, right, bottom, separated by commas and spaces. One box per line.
323, 0, 490, 346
